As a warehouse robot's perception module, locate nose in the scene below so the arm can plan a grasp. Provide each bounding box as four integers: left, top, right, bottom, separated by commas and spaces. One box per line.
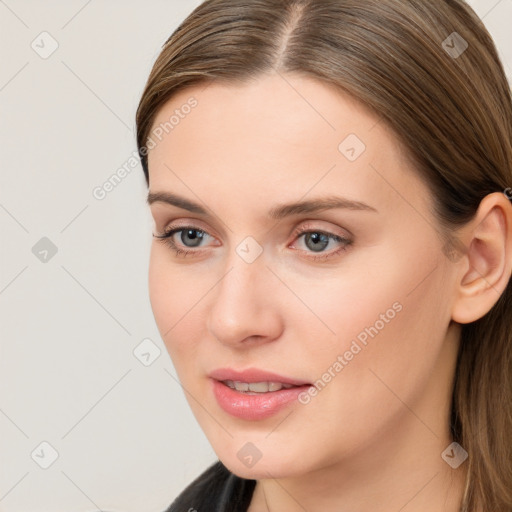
206, 250, 284, 348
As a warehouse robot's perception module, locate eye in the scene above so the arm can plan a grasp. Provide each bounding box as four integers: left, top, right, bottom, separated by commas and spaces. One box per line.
290, 223, 352, 261
153, 226, 214, 257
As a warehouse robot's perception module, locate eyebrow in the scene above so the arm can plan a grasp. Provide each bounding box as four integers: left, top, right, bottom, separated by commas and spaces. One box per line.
147, 191, 378, 220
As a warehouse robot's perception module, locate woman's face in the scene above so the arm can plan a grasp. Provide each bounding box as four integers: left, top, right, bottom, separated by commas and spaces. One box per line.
146, 73, 461, 480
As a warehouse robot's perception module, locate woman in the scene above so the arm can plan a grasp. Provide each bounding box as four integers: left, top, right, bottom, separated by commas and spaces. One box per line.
136, 0, 512, 510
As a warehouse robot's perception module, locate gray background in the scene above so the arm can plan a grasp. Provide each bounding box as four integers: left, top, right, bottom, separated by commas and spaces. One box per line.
0, 1, 510, 511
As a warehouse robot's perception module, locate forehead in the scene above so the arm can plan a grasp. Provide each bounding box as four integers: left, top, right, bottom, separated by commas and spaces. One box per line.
148, 72, 383, 157
147, 73, 430, 220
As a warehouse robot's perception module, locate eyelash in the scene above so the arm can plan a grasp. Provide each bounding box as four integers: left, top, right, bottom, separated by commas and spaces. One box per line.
153, 223, 352, 261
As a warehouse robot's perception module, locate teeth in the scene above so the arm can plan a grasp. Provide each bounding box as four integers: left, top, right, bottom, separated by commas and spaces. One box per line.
268, 382, 283, 392
223, 380, 296, 393
246, 381, 269, 392
231, 381, 249, 391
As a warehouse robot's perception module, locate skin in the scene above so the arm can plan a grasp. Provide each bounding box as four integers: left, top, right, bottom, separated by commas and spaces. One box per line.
146, 73, 512, 511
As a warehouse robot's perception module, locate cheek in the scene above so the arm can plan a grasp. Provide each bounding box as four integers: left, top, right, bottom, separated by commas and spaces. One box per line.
315, 237, 446, 353
276, 249, 412, 361
286, 237, 450, 393
297, 248, 451, 429
148, 245, 213, 365
148, 246, 172, 333
148, 247, 190, 353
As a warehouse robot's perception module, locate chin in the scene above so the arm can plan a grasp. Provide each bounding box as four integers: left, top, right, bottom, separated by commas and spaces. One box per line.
216, 443, 310, 481
222, 458, 290, 480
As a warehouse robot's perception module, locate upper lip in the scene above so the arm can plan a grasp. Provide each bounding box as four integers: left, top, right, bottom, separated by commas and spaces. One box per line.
209, 368, 312, 386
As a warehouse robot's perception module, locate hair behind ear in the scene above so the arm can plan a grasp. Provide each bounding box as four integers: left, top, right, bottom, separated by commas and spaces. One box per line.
453, 288, 512, 510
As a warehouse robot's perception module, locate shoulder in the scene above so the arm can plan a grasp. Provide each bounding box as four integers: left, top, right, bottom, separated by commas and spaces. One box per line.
163, 460, 256, 512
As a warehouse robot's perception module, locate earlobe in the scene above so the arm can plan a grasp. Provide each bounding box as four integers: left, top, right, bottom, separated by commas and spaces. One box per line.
451, 192, 512, 324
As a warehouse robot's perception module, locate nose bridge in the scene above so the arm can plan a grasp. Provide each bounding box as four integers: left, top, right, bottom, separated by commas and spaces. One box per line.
207, 245, 280, 345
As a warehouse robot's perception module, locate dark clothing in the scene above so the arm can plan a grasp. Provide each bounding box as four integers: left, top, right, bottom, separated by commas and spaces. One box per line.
165, 461, 256, 512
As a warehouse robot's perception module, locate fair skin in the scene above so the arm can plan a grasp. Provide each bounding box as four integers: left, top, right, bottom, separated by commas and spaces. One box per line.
146, 73, 512, 512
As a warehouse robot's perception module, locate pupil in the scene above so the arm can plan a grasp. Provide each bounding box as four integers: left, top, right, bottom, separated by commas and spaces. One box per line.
182, 229, 203, 247
306, 232, 329, 252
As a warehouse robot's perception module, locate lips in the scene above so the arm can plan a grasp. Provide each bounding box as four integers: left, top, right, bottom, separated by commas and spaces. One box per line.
209, 368, 313, 420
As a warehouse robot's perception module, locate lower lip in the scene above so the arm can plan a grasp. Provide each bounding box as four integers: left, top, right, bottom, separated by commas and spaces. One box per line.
211, 379, 312, 421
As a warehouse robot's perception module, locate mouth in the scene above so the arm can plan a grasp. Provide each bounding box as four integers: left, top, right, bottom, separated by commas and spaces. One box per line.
209, 368, 313, 420
209, 367, 311, 387
221, 380, 298, 394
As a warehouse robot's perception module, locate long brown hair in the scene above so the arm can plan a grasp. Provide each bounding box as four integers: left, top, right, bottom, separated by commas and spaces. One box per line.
136, 1, 512, 510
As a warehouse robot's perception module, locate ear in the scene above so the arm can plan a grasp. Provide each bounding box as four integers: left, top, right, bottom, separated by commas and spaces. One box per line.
451, 192, 512, 324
